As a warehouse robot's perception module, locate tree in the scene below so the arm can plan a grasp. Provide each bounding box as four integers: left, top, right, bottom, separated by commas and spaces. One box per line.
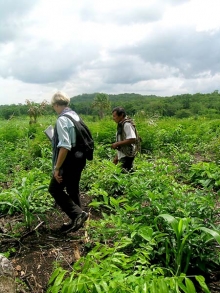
92, 93, 111, 119
26, 100, 48, 124
175, 109, 192, 119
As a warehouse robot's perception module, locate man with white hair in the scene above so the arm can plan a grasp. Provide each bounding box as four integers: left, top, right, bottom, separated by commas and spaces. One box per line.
49, 91, 89, 233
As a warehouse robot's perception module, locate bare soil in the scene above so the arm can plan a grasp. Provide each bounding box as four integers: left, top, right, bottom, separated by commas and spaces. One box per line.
1, 193, 220, 293
0, 194, 99, 293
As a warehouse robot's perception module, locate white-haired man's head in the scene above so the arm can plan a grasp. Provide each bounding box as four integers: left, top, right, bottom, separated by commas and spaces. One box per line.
51, 91, 70, 106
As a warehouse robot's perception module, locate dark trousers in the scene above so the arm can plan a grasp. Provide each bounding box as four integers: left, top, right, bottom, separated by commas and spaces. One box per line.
119, 156, 134, 172
48, 157, 86, 220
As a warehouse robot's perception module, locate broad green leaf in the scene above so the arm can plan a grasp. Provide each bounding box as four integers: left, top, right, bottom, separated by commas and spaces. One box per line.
185, 277, 196, 293
47, 268, 62, 285
67, 284, 77, 293
195, 275, 210, 293
157, 214, 179, 236
94, 282, 102, 293
178, 219, 183, 237
150, 280, 157, 293
0, 201, 17, 209
35, 185, 48, 191
100, 280, 109, 292
53, 270, 67, 287
138, 227, 153, 241
159, 279, 169, 293
200, 227, 220, 244
178, 282, 188, 293
131, 231, 137, 238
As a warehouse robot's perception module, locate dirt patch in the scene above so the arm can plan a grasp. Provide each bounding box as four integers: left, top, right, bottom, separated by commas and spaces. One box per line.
0, 194, 98, 293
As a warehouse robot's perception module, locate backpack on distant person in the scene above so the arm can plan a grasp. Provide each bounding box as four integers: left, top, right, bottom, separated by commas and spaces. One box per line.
63, 114, 94, 161
118, 117, 141, 157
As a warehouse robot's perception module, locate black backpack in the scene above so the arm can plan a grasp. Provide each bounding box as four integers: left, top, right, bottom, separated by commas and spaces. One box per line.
63, 114, 94, 161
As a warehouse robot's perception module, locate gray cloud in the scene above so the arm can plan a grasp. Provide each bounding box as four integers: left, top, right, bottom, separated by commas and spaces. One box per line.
93, 55, 177, 85
113, 26, 220, 79
79, 0, 191, 25
0, 38, 100, 83
79, 0, 171, 25
0, 0, 36, 42
0, 0, 34, 17
80, 5, 163, 25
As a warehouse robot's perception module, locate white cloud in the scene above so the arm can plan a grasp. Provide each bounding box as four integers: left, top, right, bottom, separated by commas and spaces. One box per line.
0, 0, 220, 105
163, 0, 220, 32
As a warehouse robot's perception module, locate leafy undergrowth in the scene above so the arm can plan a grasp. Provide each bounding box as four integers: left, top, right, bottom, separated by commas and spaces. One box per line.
1, 195, 220, 293
1, 116, 220, 292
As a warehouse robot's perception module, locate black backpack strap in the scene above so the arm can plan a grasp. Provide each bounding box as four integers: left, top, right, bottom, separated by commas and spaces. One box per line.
63, 113, 94, 160
63, 114, 93, 146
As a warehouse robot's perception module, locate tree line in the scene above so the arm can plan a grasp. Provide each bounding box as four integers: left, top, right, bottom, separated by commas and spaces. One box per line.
1, 91, 220, 120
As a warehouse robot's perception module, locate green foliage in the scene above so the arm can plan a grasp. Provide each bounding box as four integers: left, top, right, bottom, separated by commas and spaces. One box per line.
2, 248, 16, 259
2, 91, 220, 119
26, 99, 48, 123
69, 91, 220, 119
189, 162, 220, 190
155, 214, 220, 275
0, 119, 29, 142
92, 93, 111, 119
88, 119, 115, 144
1, 114, 220, 292
175, 109, 192, 118
47, 242, 212, 293
0, 170, 51, 230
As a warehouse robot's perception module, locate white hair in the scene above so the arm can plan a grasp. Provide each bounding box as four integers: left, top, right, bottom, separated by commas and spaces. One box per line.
51, 91, 70, 106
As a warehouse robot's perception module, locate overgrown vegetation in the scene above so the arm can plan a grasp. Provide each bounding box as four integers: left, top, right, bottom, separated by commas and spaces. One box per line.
0, 110, 220, 292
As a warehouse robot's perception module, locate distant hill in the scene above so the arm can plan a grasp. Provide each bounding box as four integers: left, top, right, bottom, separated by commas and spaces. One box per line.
70, 93, 159, 104
69, 91, 220, 118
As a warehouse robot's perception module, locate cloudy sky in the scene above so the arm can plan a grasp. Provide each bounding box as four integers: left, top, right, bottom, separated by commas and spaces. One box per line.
1, 0, 220, 105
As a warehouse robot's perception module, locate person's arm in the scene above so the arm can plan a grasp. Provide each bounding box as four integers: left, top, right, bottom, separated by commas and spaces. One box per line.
111, 138, 136, 150
53, 147, 69, 183
54, 116, 73, 183
112, 121, 136, 150
54, 147, 69, 170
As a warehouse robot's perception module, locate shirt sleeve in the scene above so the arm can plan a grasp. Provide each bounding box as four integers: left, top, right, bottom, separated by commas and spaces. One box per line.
56, 116, 76, 150
123, 122, 136, 139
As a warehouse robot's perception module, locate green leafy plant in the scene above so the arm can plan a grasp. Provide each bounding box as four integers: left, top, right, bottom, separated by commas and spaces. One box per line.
155, 214, 220, 275
189, 162, 220, 190
0, 173, 48, 230
47, 242, 211, 293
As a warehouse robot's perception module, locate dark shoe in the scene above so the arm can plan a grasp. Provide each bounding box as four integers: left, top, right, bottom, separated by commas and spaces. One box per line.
63, 211, 88, 234
60, 220, 74, 233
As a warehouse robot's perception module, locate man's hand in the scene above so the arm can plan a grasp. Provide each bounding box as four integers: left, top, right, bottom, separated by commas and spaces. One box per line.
113, 156, 118, 165
111, 142, 119, 149
54, 169, 63, 183
111, 138, 135, 150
